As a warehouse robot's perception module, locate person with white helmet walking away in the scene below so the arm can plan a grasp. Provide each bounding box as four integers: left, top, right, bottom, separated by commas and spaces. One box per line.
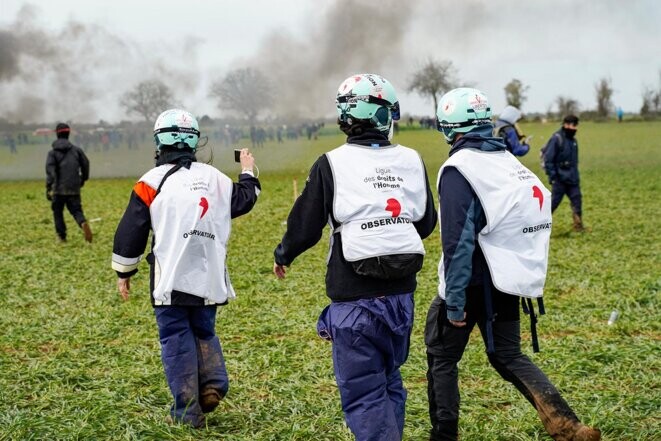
425, 88, 600, 441
111, 109, 260, 428
273, 73, 437, 441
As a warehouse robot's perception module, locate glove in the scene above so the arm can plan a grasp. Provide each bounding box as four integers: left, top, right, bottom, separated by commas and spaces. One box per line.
46, 189, 53, 201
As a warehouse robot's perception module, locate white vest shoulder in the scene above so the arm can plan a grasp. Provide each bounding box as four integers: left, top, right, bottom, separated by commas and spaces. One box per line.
438, 148, 552, 298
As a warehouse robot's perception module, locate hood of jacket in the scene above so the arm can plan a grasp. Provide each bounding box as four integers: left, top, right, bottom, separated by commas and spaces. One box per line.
52, 138, 74, 152
498, 105, 522, 125
449, 124, 507, 157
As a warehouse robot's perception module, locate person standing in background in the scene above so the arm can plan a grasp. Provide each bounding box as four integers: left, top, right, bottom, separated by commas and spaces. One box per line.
45, 123, 92, 243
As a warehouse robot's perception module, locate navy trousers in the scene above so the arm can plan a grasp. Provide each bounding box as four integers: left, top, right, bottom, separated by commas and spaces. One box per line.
154, 305, 229, 428
551, 181, 582, 215
51, 195, 86, 240
317, 293, 414, 441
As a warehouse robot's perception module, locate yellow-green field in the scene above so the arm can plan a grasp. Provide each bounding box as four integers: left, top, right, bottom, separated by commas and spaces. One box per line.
1, 122, 659, 440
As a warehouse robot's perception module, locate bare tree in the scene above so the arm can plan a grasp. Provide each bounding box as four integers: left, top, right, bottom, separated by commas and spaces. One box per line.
640, 70, 661, 117
120, 80, 175, 122
408, 59, 457, 115
504, 79, 529, 109
210, 67, 273, 123
594, 77, 613, 118
556, 96, 580, 118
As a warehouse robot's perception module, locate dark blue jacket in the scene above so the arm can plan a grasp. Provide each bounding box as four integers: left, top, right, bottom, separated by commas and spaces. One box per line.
543, 129, 580, 185
439, 125, 507, 321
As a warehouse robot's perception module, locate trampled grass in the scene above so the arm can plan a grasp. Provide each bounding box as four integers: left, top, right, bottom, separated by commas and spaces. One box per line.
0, 121, 659, 440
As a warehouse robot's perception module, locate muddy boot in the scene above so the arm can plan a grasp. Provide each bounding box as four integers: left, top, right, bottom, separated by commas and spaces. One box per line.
81, 221, 93, 243
572, 213, 585, 232
200, 387, 224, 413
570, 424, 601, 441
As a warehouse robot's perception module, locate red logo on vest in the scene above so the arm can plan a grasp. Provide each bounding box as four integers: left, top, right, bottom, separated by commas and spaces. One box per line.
385, 198, 401, 217
532, 186, 543, 211
199, 197, 209, 219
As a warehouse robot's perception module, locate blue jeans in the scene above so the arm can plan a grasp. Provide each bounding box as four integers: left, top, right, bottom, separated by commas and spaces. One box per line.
317, 293, 414, 441
154, 305, 229, 428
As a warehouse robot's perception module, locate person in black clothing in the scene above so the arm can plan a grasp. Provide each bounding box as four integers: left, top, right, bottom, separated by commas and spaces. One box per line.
45, 123, 92, 243
543, 115, 585, 231
273, 74, 437, 441
426, 88, 600, 441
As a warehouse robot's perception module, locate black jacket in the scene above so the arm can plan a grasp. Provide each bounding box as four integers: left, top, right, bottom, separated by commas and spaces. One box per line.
45, 139, 90, 195
274, 130, 438, 301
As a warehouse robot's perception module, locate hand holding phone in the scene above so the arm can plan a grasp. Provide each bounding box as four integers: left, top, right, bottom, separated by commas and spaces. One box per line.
234, 148, 256, 175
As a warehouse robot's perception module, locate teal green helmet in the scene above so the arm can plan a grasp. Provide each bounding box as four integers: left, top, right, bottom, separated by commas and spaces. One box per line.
336, 73, 401, 135
436, 87, 492, 144
153, 109, 200, 151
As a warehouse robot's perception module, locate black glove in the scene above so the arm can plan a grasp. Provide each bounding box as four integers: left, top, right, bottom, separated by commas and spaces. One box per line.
46, 188, 53, 201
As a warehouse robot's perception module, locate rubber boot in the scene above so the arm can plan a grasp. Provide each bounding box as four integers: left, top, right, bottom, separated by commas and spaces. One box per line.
572, 213, 585, 232
81, 221, 93, 243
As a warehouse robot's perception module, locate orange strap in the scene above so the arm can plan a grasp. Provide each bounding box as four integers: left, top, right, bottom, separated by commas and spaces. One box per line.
133, 181, 157, 207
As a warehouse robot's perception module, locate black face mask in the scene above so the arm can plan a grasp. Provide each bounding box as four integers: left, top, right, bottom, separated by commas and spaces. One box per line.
563, 127, 577, 139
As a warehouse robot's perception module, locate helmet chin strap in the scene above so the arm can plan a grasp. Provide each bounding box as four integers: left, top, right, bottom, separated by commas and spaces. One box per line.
387, 122, 394, 141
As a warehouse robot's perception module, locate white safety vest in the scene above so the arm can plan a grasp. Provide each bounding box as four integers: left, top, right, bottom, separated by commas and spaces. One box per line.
140, 163, 235, 305
437, 148, 552, 298
326, 143, 427, 261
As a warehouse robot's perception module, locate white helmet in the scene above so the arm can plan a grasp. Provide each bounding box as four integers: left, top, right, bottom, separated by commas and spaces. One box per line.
153, 109, 200, 151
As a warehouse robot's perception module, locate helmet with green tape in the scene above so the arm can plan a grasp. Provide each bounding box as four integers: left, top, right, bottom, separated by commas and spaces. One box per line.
436, 87, 492, 144
153, 109, 200, 151
336, 73, 400, 135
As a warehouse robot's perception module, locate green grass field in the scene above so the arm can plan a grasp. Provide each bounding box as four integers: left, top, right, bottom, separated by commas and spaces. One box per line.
1, 122, 659, 440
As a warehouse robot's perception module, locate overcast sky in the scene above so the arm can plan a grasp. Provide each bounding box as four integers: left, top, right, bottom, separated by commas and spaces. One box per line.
1, 0, 659, 123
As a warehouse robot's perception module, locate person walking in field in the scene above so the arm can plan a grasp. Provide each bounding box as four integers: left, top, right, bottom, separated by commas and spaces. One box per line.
273, 73, 437, 441
111, 109, 260, 428
45, 122, 92, 243
493, 105, 530, 156
542, 114, 585, 232
425, 88, 600, 441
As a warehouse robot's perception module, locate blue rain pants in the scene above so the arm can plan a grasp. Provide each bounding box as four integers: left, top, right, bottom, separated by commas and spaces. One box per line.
154, 305, 229, 428
317, 292, 414, 441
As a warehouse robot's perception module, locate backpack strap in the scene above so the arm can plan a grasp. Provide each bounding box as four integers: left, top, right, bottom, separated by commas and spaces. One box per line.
147, 162, 184, 261
483, 272, 496, 354
521, 297, 544, 353
155, 163, 183, 196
